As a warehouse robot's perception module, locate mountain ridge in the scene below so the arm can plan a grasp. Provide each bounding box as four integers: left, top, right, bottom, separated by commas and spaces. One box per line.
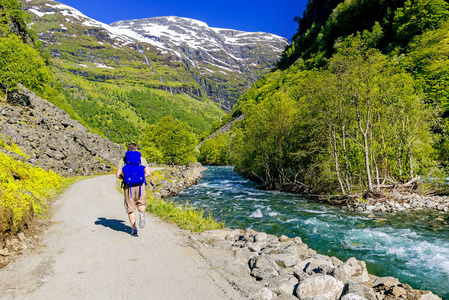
24, 0, 288, 111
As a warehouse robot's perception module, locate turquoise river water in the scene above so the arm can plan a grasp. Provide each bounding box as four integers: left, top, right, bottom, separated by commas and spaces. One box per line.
171, 166, 449, 298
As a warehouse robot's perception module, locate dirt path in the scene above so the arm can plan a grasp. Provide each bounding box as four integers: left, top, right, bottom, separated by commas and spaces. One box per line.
0, 174, 245, 300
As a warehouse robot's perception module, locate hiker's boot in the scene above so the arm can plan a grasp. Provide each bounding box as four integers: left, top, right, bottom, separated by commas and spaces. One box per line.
139, 212, 146, 228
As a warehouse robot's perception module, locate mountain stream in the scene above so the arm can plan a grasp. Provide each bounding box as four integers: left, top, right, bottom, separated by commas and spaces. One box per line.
171, 166, 449, 299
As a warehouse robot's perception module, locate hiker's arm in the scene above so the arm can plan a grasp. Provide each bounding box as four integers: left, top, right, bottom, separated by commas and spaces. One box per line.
144, 167, 151, 178
116, 168, 123, 179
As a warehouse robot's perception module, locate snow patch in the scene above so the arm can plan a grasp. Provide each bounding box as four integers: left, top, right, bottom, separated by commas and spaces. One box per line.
94, 63, 114, 69
28, 8, 55, 17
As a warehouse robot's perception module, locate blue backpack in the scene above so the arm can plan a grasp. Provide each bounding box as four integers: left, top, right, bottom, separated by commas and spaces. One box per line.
121, 151, 147, 196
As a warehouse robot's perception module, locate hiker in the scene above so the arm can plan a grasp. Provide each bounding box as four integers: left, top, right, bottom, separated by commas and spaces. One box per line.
116, 143, 151, 236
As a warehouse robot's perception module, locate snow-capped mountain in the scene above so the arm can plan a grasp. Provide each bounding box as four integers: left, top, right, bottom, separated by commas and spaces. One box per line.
110, 16, 288, 78
24, 0, 288, 110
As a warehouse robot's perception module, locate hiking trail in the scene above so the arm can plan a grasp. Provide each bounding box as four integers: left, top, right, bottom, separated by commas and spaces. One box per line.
0, 173, 244, 299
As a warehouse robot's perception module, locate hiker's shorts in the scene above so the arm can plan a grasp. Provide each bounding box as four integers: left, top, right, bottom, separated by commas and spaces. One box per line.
124, 184, 146, 213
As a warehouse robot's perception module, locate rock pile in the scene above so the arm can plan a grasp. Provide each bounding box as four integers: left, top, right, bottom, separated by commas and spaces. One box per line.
0, 86, 123, 176
189, 228, 441, 300
346, 194, 449, 214
146, 163, 207, 198
0, 223, 43, 269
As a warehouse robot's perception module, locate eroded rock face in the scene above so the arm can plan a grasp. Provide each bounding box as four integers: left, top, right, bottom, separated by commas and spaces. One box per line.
0, 87, 123, 176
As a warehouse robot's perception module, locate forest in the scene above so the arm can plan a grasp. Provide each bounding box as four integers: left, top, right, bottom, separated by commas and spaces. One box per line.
199, 0, 449, 196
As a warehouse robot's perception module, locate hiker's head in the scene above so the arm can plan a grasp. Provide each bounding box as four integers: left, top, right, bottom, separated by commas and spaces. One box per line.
127, 143, 138, 151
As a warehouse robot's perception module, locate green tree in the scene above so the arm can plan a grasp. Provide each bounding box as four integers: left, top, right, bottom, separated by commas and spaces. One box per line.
198, 132, 230, 165
393, 0, 449, 48
141, 116, 198, 165
0, 34, 51, 101
231, 34, 435, 194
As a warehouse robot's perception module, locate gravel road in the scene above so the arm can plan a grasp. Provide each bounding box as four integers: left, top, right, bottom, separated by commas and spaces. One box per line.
0, 174, 244, 300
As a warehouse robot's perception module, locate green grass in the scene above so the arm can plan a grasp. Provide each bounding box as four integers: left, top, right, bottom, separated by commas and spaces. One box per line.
146, 196, 224, 232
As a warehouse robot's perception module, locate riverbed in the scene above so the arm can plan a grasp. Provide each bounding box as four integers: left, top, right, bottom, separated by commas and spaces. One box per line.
171, 166, 449, 299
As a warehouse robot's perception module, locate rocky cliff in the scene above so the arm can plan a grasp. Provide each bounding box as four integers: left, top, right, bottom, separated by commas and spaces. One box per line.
0, 86, 123, 176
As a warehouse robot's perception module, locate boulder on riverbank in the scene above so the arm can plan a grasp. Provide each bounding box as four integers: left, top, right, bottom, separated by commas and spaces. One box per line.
188, 228, 442, 300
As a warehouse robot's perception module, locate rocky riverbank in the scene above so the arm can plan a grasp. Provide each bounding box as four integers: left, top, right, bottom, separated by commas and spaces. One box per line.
344, 193, 449, 214
188, 228, 442, 300
148, 166, 444, 299
145, 163, 207, 198
279, 182, 449, 215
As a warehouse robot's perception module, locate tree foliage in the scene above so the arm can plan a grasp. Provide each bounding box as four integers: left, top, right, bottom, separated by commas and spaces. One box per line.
141, 116, 198, 166
0, 34, 51, 101
198, 132, 230, 165
277, 0, 449, 70
231, 36, 435, 194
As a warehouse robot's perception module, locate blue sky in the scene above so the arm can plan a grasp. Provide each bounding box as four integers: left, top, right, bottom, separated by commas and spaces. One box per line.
58, 0, 308, 39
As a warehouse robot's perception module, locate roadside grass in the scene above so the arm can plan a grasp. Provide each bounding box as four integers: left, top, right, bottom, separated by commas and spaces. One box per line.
146, 196, 223, 232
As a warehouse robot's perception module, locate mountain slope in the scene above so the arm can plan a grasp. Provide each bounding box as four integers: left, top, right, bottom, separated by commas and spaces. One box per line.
24, 0, 287, 111
110, 16, 288, 110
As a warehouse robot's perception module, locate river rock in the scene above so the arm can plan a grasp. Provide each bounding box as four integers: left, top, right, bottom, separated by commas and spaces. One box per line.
297, 257, 335, 275
373, 276, 400, 287
269, 253, 302, 268
266, 278, 297, 296
418, 291, 442, 300
330, 256, 344, 267
273, 295, 298, 300
344, 282, 377, 300
251, 266, 280, 281
340, 293, 367, 300
278, 235, 290, 242
333, 257, 370, 283
280, 242, 311, 259
146, 164, 207, 198
247, 241, 266, 253
296, 275, 345, 300
212, 240, 233, 251
244, 228, 257, 237
255, 232, 268, 242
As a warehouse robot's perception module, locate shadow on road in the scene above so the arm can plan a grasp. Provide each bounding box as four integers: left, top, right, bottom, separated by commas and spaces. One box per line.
95, 217, 131, 234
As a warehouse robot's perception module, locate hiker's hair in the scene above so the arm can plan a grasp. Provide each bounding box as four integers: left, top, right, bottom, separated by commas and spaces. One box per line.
127, 143, 138, 151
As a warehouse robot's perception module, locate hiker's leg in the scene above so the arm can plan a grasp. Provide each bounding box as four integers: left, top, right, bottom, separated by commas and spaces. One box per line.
137, 205, 145, 213
136, 185, 147, 213
128, 211, 136, 229
124, 185, 137, 229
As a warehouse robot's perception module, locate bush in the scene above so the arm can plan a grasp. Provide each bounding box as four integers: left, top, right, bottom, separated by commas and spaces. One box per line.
0, 143, 67, 238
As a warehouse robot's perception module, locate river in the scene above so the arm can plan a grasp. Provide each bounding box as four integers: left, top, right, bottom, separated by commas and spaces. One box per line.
171, 166, 449, 299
